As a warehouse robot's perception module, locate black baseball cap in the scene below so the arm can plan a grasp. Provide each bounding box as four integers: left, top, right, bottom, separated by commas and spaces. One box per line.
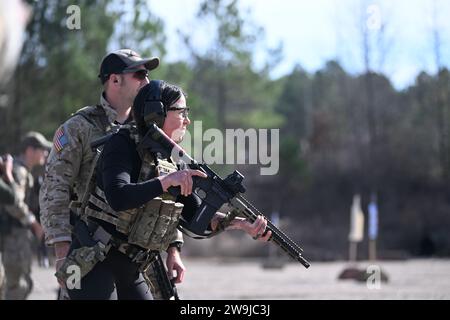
98, 49, 160, 83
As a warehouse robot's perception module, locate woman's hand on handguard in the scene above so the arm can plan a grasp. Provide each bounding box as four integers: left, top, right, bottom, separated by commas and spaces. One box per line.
158, 169, 207, 197
229, 215, 272, 242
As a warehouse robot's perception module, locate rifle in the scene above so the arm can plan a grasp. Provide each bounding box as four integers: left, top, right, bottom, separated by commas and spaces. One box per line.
138, 124, 310, 269
147, 252, 179, 300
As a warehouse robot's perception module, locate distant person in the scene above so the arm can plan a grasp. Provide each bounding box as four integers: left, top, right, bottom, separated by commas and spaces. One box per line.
28, 162, 50, 269
0, 155, 16, 205
0, 0, 32, 200
0, 132, 50, 299
0, 154, 17, 299
0, 0, 32, 300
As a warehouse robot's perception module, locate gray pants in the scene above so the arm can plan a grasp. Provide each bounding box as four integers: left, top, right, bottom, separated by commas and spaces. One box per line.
2, 227, 33, 300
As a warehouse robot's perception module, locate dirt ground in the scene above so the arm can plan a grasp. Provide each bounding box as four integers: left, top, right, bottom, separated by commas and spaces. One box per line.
28, 258, 450, 300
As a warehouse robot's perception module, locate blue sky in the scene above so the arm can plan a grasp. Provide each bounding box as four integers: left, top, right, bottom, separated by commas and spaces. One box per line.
148, 0, 450, 90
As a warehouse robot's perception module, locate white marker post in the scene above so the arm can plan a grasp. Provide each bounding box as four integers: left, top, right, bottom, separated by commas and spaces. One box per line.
348, 194, 364, 264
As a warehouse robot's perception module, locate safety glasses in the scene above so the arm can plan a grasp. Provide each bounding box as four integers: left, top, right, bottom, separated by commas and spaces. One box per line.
167, 107, 190, 119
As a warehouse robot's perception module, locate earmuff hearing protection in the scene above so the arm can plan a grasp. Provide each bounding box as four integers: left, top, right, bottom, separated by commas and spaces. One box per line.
142, 80, 166, 128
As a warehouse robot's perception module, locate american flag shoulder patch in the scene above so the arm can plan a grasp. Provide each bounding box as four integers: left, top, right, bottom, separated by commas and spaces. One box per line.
54, 127, 69, 152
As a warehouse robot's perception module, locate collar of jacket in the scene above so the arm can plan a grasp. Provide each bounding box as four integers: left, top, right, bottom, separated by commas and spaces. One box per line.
99, 93, 119, 124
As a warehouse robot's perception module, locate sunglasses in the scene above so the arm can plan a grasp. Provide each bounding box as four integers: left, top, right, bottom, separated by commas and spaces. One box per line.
121, 68, 149, 80
167, 107, 190, 119
101, 68, 149, 83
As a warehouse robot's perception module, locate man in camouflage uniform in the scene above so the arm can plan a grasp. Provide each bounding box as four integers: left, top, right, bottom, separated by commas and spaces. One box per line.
0, 155, 16, 205
39, 49, 184, 299
0, 132, 49, 300
1, 0, 32, 301
0, 154, 17, 300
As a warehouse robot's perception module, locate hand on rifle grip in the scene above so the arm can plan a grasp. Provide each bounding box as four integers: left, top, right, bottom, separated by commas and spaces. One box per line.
159, 169, 207, 197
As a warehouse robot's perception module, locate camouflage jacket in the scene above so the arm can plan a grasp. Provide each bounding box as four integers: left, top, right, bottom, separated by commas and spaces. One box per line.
0, 179, 15, 205
39, 94, 120, 245
1, 157, 35, 227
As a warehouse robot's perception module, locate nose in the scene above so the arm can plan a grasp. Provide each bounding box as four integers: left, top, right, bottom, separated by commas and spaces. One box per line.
184, 115, 191, 125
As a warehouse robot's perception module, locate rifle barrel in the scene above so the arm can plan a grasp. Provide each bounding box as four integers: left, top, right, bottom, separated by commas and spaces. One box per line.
235, 196, 310, 269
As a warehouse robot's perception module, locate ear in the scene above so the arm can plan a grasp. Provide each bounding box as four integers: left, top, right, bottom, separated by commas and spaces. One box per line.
110, 74, 120, 85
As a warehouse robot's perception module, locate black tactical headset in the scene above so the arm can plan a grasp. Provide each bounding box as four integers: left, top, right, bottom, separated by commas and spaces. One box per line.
133, 80, 166, 135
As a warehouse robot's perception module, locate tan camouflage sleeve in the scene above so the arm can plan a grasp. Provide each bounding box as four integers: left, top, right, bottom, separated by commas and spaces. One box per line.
39, 117, 90, 245
4, 165, 36, 226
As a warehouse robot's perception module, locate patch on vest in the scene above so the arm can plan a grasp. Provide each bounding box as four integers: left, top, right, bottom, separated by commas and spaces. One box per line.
53, 127, 69, 152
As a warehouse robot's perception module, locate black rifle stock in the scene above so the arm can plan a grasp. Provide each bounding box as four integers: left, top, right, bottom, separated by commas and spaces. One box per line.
150, 252, 179, 300
140, 124, 310, 269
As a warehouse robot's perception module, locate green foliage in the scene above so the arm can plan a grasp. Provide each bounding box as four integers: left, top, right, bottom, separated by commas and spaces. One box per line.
111, 0, 166, 58
179, 0, 278, 129
227, 109, 284, 129
0, 0, 166, 153
278, 136, 308, 181
275, 66, 311, 137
